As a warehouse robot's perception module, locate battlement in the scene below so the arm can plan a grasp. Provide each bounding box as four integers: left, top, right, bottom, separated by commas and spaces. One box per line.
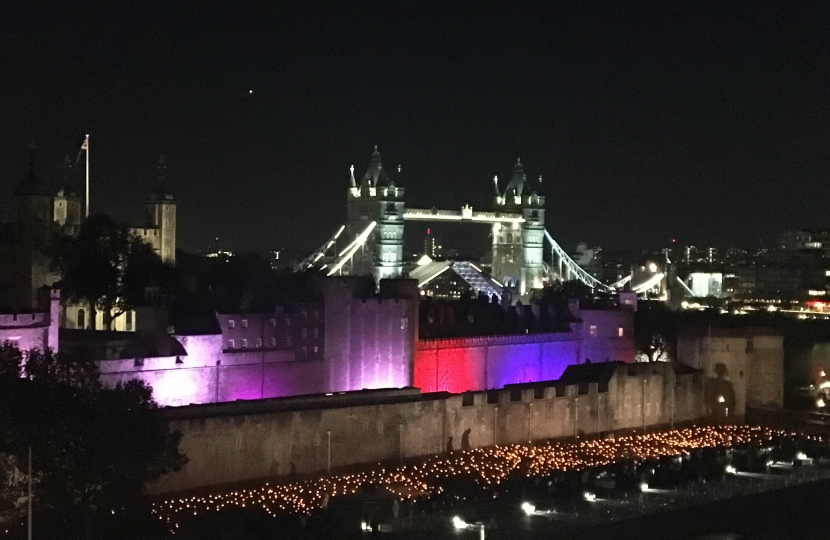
0, 311, 48, 327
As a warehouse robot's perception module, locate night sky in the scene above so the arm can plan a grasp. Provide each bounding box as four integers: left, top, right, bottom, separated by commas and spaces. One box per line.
1, 1, 828, 255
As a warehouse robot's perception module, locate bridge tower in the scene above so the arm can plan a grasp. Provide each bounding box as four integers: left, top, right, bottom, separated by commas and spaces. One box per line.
492, 159, 546, 296
346, 147, 405, 281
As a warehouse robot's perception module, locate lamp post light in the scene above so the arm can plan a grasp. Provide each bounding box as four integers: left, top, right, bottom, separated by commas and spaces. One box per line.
452, 517, 485, 540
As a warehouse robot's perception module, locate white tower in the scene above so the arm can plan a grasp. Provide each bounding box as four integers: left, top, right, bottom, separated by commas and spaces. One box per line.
147, 156, 176, 265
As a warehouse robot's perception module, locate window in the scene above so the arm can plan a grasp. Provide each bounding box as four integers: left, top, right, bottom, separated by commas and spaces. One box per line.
301, 328, 308, 339
598, 381, 609, 393
125, 310, 133, 332
241, 339, 248, 349
401, 317, 409, 330
462, 393, 475, 407
533, 387, 545, 400
313, 346, 319, 354
486, 391, 500, 405
302, 311, 308, 320
241, 319, 248, 329
578, 383, 589, 395
301, 347, 308, 358
589, 325, 597, 336
228, 319, 235, 329
270, 318, 277, 327
285, 337, 291, 347
77, 309, 85, 329
555, 385, 566, 397
228, 339, 235, 349
313, 327, 319, 339
285, 317, 291, 327
270, 337, 276, 347
255, 338, 262, 348
509, 388, 522, 402
313, 311, 320, 321
618, 327, 624, 337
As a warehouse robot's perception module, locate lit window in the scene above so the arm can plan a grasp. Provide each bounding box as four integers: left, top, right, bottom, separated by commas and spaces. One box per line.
401, 317, 409, 330
313, 346, 319, 354
228, 339, 235, 349
241, 319, 248, 329
228, 319, 235, 329
589, 325, 597, 336
241, 339, 248, 348
618, 327, 624, 337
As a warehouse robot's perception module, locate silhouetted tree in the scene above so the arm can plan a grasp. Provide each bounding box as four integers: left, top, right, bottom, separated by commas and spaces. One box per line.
50, 214, 170, 330
0, 345, 186, 540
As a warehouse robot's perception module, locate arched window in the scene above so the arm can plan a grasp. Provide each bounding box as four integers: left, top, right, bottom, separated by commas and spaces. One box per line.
77, 309, 85, 329
506, 233, 513, 243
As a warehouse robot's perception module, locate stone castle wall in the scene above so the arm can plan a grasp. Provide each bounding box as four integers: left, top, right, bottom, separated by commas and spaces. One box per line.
148, 362, 705, 495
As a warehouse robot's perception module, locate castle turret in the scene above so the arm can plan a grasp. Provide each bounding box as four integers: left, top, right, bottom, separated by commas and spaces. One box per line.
13, 148, 56, 308
146, 156, 176, 265
53, 154, 83, 233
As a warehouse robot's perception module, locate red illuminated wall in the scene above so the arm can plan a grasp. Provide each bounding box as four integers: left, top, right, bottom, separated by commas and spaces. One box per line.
414, 333, 581, 393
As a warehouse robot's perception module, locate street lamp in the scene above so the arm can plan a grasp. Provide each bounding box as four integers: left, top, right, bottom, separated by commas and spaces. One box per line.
452, 516, 485, 540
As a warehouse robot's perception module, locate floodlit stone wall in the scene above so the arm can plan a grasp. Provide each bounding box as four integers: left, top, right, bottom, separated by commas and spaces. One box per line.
148, 362, 705, 495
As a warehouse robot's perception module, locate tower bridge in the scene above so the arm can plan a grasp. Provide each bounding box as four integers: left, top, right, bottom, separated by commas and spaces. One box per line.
295, 147, 612, 299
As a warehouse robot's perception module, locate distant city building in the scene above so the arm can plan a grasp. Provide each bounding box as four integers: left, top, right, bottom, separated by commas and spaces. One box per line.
688, 272, 723, 298
422, 228, 443, 259
572, 242, 603, 280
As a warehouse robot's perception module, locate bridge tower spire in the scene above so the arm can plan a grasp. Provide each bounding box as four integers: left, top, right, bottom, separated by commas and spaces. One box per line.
491, 158, 546, 297
345, 146, 405, 283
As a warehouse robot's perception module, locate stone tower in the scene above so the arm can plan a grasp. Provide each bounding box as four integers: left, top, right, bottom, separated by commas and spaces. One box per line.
146, 156, 176, 265
13, 152, 56, 308
345, 147, 405, 282
53, 155, 83, 234
491, 159, 546, 297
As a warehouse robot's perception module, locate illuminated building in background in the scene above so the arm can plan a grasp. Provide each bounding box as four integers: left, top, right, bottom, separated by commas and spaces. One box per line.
422, 227, 442, 259
688, 272, 723, 297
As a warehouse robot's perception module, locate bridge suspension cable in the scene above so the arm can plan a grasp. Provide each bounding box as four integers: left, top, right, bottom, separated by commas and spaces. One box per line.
293, 225, 346, 272
327, 221, 377, 276
543, 230, 611, 291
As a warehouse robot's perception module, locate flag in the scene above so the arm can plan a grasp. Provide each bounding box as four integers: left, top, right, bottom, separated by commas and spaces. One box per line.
80, 136, 88, 151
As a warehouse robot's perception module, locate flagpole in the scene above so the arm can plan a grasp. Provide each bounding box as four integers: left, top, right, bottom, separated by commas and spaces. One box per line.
84, 134, 90, 218
27, 446, 32, 540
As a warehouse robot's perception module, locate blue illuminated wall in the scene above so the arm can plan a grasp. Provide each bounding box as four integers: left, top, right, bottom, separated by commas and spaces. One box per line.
415, 333, 582, 393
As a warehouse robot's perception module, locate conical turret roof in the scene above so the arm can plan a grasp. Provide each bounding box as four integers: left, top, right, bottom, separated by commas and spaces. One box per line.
361, 146, 391, 189
14, 160, 52, 197
502, 158, 526, 198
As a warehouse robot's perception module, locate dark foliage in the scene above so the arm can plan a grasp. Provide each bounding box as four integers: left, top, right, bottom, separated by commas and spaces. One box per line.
0, 345, 186, 540
50, 214, 172, 330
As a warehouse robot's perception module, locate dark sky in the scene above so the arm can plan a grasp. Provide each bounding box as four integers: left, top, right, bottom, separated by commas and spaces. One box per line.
1, 1, 828, 254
